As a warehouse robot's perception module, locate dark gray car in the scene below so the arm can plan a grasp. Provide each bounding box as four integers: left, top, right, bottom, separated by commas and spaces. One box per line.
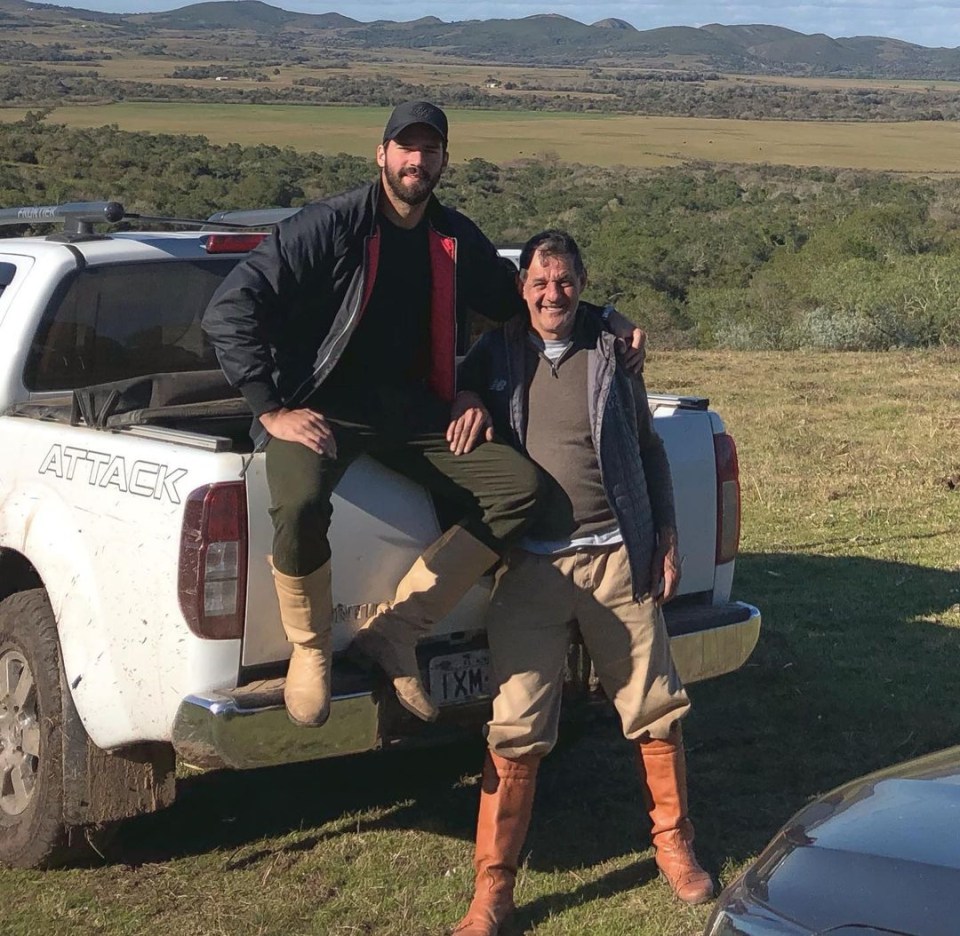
705, 744, 960, 936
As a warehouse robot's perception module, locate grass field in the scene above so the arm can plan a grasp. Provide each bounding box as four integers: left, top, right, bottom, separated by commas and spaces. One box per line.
2, 350, 959, 935
3, 104, 960, 173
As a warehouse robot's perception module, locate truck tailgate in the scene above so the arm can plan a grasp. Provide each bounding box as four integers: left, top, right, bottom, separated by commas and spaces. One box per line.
243, 454, 493, 667
652, 404, 718, 596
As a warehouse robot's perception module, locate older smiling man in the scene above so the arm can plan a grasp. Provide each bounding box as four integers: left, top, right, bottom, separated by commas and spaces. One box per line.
448, 230, 713, 936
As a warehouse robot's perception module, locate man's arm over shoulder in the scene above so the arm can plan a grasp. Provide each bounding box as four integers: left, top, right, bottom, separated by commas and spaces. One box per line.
580, 299, 647, 373
449, 210, 526, 324
202, 205, 337, 417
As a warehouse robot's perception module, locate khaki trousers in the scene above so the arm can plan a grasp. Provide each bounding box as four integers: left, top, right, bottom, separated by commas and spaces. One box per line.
485, 544, 690, 759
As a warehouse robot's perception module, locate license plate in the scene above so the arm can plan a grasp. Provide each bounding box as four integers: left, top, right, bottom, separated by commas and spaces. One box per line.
428, 649, 492, 706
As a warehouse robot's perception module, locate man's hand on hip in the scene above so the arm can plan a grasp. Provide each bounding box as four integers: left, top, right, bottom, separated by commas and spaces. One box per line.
651, 527, 681, 605
260, 407, 337, 457
446, 391, 493, 455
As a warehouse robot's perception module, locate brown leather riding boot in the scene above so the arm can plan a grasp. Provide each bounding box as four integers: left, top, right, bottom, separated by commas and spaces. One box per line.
451, 751, 540, 936
273, 562, 332, 727
635, 727, 715, 905
352, 526, 498, 723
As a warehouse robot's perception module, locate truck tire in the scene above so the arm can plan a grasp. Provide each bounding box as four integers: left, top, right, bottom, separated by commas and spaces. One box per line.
0, 589, 70, 868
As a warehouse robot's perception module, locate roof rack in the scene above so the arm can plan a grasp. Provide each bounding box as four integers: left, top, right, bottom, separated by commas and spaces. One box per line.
0, 201, 298, 241
0, 201, 125, 237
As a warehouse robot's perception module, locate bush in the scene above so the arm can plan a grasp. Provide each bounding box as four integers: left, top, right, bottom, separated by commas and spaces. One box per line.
792, 256, 960, 349
4, 119, 960, 350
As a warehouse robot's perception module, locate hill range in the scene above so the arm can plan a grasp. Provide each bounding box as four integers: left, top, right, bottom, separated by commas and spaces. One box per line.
3, 0, 960, 78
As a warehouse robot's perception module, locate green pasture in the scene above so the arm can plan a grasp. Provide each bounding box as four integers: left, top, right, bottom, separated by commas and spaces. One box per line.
2, 349, 959, 935
3, 104, 960, 172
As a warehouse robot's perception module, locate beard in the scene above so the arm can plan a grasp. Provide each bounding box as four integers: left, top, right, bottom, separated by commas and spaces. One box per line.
383, 164, 438, 207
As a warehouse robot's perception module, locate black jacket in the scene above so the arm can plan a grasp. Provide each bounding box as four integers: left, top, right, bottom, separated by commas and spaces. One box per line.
201, 179, 524, 439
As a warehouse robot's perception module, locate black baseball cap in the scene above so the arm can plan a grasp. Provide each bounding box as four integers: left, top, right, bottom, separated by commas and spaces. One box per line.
382, 101, 448, 146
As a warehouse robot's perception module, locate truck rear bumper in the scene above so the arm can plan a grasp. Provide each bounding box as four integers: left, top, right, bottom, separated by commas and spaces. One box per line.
667, 600, 761, 685
172, 601, 761, 770
171, 672, 492, 771
172, 683, 381, 770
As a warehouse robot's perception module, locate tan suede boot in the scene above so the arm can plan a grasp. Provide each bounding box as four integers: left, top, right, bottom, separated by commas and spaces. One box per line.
452, 751, 540, 936
272, 562, 332, 727
636, 727, 715, 905
352, 526, 498, 722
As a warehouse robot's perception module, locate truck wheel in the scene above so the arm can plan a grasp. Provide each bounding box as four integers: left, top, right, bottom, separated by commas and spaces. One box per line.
0, 589, 69, 868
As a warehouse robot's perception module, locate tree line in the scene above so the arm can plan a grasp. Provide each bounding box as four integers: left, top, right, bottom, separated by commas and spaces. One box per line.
2, 115, 959, 350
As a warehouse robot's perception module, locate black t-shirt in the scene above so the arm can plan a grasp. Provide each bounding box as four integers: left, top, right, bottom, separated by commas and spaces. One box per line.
321, 216, 432, 398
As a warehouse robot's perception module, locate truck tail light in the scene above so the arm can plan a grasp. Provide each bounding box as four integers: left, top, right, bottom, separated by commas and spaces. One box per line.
178, 482, 248, 639
203, 232, 269, 253
714, 432, 741, 565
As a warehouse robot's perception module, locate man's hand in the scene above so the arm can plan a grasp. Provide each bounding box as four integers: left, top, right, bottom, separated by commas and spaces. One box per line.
260, 407, 337, 457
606, 308, 647, 375
651, 527, 681, 604
446, 391, 493, 455
620, 326, 647, 375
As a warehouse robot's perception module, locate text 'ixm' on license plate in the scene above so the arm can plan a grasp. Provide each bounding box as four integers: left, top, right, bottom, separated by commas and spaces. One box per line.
428, 649, 492, 706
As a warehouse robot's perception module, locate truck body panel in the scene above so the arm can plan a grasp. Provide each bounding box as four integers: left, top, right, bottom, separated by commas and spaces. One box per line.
0, 416, 243, 747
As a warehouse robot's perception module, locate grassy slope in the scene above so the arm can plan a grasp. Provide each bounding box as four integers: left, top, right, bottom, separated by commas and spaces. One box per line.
1, 350, 958, 935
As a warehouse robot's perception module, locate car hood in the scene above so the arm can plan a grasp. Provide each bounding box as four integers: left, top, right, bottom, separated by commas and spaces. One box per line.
736, 745, 960, 935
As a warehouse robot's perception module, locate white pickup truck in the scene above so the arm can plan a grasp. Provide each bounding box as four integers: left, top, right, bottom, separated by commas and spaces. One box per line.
0, 202, 760, 869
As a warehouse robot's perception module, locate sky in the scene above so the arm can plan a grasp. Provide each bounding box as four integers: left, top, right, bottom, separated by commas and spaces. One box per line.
40, 0, 960, 48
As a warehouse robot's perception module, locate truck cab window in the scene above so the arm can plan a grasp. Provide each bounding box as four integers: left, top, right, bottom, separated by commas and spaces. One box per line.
0, 262, 16, 300
23, 259, 236, 391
